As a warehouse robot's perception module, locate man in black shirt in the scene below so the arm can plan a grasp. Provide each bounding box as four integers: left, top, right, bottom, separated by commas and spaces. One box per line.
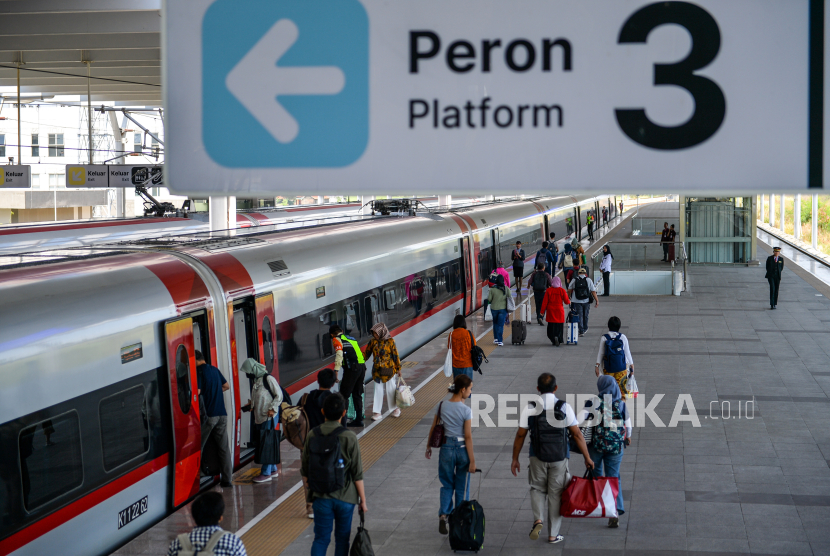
301, 369, 336, 430
196, 351, 233, 486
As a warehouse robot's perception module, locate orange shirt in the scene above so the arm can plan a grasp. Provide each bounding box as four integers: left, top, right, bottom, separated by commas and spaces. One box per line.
448, 328, 476, 368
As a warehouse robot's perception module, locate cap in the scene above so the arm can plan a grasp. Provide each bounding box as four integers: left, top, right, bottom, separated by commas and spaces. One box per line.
578, 267, 588, 275
773, 246, 782, 251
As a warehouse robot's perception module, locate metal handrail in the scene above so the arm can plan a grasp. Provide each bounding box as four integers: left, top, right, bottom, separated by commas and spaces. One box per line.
590, 239, 687, 295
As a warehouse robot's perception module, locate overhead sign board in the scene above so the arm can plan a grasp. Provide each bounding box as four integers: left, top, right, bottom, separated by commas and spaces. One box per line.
165, 0, 821, 195
0, 166, 31, 188
66, 165, 109, 187
109, 165, 164, 188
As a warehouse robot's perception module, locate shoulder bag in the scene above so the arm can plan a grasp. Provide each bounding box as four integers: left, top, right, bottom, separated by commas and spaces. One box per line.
429, 402, 446, 448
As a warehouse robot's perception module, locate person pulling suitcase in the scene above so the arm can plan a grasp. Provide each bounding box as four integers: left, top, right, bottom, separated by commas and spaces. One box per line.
448, 470, 485, 552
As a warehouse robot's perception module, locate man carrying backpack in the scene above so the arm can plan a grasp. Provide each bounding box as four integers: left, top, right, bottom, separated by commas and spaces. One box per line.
528, 263, 554, 326
167, 492, 247, 556
535, 241, 556, 276
510, 373, 594, 545
302, 394, 368, 556
330, 325, 366, 428
595, 316, 634, 396
568, 267, 598, 336
299, 369, 336, 519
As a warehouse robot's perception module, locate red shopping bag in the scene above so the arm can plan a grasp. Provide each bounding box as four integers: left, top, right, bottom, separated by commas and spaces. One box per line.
560, 470, 619, 518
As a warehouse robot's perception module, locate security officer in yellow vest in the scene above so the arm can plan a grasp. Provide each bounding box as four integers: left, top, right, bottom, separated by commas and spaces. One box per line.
765, 246, 785, 309
329, 325, 367, 427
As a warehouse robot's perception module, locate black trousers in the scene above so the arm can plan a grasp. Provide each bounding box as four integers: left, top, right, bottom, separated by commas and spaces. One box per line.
547, 322, 563, 344
662, 243, 669, 260
339, 363, 366, 422
768, 277, 781, 307
602, 271, 610, 296
533, 289, 546, 319
587, 224, 594, 240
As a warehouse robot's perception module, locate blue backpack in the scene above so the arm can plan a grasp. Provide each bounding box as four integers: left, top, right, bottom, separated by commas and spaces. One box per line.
603, 334, 626, 373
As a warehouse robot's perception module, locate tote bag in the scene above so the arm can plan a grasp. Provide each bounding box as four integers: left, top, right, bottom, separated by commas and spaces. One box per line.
255, 418, 280, 466
443, 345, 453, 377
560, 470, 619, 519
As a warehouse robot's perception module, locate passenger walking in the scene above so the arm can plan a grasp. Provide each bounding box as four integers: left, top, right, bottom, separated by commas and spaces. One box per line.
329, 325, 366, 427
512, 241, 526, 294
535, 241, 555, 275
529, 263, 554, 326
511, 373, 594, 544
595, 317, 634, 396
602, 207, 608, 228
587, 212, 595, 241
660, 222, 671, 261
599, 245, 613, 297
240, 358, 282, 483
667, 224, 677, 262
765, 246, 785, 309
448, 315, 477, 380
425, 374, 476, 535
548, 232, 559, 259
558, 243, 577, 283
580, 376, 631, 527
619, 200, 623, 214
299, 369, 336, 518
568, 267, 598, 336
195, 351, 234, 487
540, 277, 571, 346
494, 261, 511, 289
365, 323, 402, 420
302, 394, 368, 556
167, 492, 247, 556
484, 273, 509, 346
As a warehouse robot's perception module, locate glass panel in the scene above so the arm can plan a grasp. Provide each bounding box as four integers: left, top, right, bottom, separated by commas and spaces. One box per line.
262, 316, 275, 372
175, 344, 192, 414
383, 287, 396, 310
100, 385, 149, 471
18, 411, 83, 511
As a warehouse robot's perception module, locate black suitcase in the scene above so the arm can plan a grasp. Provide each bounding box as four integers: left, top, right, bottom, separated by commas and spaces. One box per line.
511, 320, 527, 345
449, 470, 485, 552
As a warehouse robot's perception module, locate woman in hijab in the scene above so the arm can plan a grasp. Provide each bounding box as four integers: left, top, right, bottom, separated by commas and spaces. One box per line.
600, 244, 614, 296
365, 322, 402, 420
579, 375, 631, 527
484, 273, 509, 346
539, 275, 571, 346
240, 358, 282, 483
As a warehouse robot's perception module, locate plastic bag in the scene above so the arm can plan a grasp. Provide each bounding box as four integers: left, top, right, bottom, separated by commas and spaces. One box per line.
444, 347, 453, 377
627, 374, 638, 399
484, 306, 493, 322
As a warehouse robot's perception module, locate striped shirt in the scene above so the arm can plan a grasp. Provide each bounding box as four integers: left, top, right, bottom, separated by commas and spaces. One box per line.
167, 526, 247, 556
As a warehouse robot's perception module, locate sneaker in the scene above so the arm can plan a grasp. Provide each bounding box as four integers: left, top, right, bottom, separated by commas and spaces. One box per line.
494, 339, 500, 345
529, 522, 543, 540
372, 413, 382, 421
549, 535, 564, 544
306, 504, 314, 519
439, 516, 449, 535
496, 341, 503, 346
392, 408, 401, 418
608, 517, 619, 528
537, 317, 543, 326
554, 337, 560, 347
252, 474, 272, 484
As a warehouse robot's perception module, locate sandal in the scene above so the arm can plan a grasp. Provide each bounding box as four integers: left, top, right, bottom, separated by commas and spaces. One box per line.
372, 413, 382, 421
549, 535, 564, 544
529, 522, 543, 540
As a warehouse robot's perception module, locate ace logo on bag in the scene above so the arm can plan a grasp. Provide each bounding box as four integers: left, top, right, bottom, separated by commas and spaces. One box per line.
560, 470, 619, 519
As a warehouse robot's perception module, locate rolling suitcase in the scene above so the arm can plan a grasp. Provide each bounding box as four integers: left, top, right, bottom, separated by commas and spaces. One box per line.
668, 243, 676, 263
511, 319, 527, 344
566, 307, 580, 345
449, 470, 485, 553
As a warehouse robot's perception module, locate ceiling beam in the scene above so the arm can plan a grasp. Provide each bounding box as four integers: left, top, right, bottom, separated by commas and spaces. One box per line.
0, 33, 159, 51
0, 12, 160, 36
0, 48, 159, 64
0, 0, 160, 15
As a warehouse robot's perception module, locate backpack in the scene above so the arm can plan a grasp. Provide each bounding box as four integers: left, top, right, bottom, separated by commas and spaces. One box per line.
592, 400, 626, 455
574, 276, 590, 300
530, 400, 569, 463
468, 331, 487, 374
603, 334, 627, 373
279, 401, 309, 450
534, 251, 546, 267
176, 529, 228, 556
488, 270, 500, 287
563, 253, 574, 268
531, 271, 548, 291
307, 425, 348, 494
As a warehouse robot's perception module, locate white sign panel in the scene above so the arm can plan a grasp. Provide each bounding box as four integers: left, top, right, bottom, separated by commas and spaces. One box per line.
65, 165, 109, 187
166, 0, 819, 195
108, 165, 164, 188
0, 166, 31, 188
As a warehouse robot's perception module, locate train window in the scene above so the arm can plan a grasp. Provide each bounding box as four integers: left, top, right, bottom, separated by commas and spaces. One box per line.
262, 316, 275, 373
18, 411, 83, 511
427, 270, 438, 299
99, 385, 150, 472
442, 267, 451, 294
345, 302, 360, 336
383, 287, 396, 310
277, 318, 300, 363
451, 263, 462, 292
175, 345, 192, 414
321, 310, 335, 358
364, 296, 378, 328
400, 284, 408, 309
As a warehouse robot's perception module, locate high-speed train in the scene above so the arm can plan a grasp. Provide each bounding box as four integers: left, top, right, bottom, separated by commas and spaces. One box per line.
0, 194, 617, 556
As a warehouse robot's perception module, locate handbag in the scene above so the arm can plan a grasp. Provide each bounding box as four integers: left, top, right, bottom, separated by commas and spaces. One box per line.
349, 510, 375, 556
255, 418, 280, 466
560, 470, 619, 519
395, 376, 415, 408
428, 402, 446, 448
443, 344, 453, 378
507, 294, 516, 312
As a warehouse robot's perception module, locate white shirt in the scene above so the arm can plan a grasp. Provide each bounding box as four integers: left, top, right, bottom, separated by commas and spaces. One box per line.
568, 277, 596, 303
600, 254, 612, 273
519, 393, 578, 430
596, 331, 633, 367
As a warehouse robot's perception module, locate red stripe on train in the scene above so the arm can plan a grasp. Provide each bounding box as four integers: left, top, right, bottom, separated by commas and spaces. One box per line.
0, 454, 170, 556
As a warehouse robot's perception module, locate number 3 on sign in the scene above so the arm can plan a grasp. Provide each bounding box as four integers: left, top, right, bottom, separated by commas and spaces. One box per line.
616, 1, 726, 150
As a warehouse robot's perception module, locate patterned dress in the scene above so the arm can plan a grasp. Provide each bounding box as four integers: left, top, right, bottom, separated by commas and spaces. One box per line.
365, 337, 401, 383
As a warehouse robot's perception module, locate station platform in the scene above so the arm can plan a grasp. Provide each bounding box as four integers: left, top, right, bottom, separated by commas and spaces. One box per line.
114, 205, 830, 556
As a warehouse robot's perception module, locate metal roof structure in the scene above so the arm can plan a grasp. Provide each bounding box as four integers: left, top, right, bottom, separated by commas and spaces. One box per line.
0, 0, 161, 106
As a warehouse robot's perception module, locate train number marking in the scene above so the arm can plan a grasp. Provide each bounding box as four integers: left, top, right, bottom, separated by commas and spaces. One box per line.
118, 496, 148, 529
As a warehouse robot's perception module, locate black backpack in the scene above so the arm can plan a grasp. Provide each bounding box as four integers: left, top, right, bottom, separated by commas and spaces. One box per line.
574, 276, 590, 300
468, 331, 487, 374
534, 250, 547, 267
530, 400, 569, 463
306, 425, 347, 494
531, 271, 548, 291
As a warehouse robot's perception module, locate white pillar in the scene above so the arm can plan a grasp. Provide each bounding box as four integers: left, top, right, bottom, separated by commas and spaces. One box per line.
360, 195, 375, 214
116, 187, 125, 218
760, 195, 765, 222
794, 195, 801, 240
209, 196, 237, 231
317, 195, 324, 204
228, 196, 236, 230
779, 194, 785, 231
812, 194, 819, 249
438, 194, 452, 208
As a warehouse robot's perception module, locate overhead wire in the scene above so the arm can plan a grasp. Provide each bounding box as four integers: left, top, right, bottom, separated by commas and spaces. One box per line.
0, 64, 160, 88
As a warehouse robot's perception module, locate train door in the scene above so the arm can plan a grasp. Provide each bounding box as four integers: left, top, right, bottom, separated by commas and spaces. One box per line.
491, 229, 500, 269
255, 293, 277, 376
164, 317, 201, 507
461, 237, 473, 315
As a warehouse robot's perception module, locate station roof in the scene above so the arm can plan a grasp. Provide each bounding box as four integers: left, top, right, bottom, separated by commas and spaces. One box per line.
0, 0, 161, 106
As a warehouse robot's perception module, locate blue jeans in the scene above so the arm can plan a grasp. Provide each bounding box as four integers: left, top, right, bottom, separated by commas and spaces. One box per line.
439, 437, 470, 516
572, 302, 590, 333
589, 446, 625, 514
452, 367, 474, 380
311, 498, 355, 556
258, 421, 278, 476
492, 309, 507, 343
